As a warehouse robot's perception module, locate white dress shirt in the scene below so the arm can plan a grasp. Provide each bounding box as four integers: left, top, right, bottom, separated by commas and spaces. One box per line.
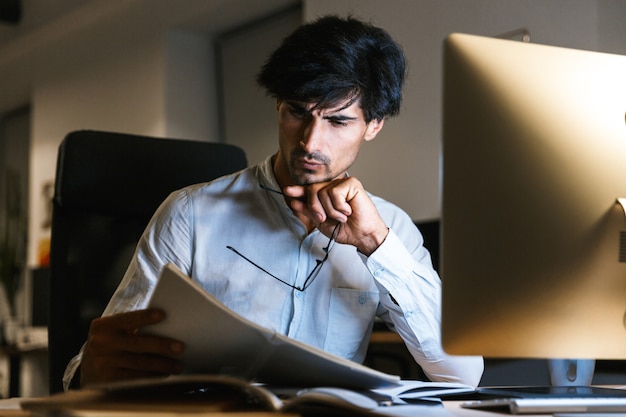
63, 155, 483, 390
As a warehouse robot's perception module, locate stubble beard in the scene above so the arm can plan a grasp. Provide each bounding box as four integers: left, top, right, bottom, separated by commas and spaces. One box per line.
288, 149, 333, 185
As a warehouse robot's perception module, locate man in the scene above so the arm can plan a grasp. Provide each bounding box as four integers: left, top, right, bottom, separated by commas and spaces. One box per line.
64, 15, 483, 391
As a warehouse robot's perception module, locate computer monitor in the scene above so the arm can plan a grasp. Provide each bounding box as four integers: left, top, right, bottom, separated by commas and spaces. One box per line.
441, 33, 626, 361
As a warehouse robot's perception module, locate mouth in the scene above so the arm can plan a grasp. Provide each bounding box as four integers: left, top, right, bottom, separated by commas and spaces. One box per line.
297, 157, 325, 171
289, 150, 330, 179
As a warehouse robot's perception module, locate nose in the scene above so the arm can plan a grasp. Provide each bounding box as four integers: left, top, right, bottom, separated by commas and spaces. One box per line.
300, 116, 326, 152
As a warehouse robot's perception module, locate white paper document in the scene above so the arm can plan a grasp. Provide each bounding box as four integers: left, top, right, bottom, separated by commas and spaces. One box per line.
144, 263, 402, 389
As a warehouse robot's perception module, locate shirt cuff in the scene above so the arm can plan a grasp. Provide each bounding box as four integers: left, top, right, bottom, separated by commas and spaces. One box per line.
62, 349, 83, 391
364, 230, 439, 307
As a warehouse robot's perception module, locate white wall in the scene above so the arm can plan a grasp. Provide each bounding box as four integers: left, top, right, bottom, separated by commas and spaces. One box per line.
165, 30, 220, 141
218, 8, 302, 167
304, 0, 626, 221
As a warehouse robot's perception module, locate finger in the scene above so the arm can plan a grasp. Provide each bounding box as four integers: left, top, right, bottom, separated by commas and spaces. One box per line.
289, 199, 324, 224
318, 187, 351, 223
88, 330, 185, 357
285, 186, 327, 223
82, 354, 183, 387
90, 309, 166, 334
284, 185, 326, 222
316, 219, 343, 242
283, 185, 306, 199
303, 185, 327, 223
124, 333, 186, 357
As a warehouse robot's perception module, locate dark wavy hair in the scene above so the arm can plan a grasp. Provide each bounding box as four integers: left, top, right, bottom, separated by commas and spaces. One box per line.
256, 15, 406, 123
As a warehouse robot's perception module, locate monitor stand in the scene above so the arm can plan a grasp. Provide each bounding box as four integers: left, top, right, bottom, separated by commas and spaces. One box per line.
547, 359, 596, 386
545, 199, 626, 388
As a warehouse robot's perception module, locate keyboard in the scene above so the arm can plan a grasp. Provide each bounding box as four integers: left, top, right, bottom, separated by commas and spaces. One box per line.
459, 386, 626, 414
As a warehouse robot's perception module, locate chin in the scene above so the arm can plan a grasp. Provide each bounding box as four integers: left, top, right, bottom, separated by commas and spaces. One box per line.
293, 177, 316, 186
288, 168, 315, 185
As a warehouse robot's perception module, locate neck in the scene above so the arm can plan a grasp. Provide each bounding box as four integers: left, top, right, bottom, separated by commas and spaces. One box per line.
271, 152, 292, 190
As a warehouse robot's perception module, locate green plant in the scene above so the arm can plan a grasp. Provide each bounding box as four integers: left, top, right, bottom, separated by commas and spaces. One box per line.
0, 169, 27, 316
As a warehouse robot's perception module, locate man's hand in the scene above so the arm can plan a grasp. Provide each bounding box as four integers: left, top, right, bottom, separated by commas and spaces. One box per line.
80, 308, 185, 387
284, 176, 389, 256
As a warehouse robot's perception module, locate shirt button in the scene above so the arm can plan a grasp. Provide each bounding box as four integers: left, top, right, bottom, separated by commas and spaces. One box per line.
374, 269, 383, 277
295, 291, 303, 298
359, 295, 367, 304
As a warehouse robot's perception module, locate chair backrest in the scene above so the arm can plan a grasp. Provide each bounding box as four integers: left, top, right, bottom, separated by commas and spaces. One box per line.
48, 130, 247, 393
414, 219, 440, 272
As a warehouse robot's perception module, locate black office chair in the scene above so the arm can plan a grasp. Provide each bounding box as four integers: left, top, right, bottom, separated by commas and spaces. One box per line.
48, 130, 247, 393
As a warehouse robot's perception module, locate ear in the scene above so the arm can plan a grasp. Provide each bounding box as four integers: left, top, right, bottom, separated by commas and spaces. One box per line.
364, 118, 385, 142
276, 99, 282, 111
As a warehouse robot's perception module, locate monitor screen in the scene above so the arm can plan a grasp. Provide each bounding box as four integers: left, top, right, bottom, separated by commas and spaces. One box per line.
441, 33, 626, 360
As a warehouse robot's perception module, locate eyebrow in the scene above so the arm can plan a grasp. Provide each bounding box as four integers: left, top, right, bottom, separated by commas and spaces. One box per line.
286, 101, 360, 122
324, 114, 359, 123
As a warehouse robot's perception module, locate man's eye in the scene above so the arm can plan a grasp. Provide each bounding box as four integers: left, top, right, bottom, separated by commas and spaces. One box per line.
328, 119, 348, 127
289, 107, 308, 118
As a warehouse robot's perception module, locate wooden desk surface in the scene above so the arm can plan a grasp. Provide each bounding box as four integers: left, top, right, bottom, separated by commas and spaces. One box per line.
369, 330, 403, 344
0, 398, 557, 417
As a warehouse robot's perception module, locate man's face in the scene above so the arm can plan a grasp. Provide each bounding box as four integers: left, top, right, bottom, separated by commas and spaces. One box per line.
274, 98, 383, 186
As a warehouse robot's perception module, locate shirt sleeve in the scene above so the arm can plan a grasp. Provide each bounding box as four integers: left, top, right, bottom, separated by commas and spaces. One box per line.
103, 188, 195, 316
363, 227, 484, 387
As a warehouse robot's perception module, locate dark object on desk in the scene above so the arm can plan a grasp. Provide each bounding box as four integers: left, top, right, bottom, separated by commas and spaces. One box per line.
438, 385, 626, 401
48, 130, 247, 394
478, 385, 626, 398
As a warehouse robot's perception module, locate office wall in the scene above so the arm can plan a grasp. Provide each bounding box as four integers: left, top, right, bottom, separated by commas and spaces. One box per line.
165, 30, 219, 141
218, 7, 302, 167
304, 0, 626, 221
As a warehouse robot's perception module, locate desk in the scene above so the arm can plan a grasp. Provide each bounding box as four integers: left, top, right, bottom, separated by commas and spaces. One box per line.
0, 400, 556, 417
7, 386, 624, 417
444, 401, 522, 416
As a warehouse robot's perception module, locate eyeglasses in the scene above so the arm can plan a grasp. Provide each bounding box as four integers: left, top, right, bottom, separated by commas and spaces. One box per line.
227, 219, 341, 292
